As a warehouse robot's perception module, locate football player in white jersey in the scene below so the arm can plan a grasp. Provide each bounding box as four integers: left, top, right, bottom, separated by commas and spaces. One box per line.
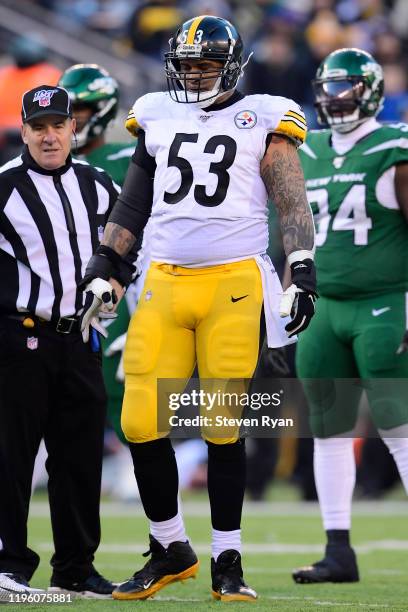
79, 15, 317, 601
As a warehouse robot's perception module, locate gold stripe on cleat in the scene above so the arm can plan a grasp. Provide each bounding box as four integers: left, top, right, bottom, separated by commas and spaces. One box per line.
212, 589, 258, 602
112, 561, 200, 601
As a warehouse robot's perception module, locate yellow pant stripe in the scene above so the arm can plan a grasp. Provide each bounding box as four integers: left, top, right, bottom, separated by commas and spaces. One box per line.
187, 15, 205, 44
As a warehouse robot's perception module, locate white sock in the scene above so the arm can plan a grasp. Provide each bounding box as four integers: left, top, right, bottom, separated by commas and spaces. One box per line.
314, 437, 356, 530
212, 528, 241, 561
150, 512, 187, 549
380, 425, 408, 494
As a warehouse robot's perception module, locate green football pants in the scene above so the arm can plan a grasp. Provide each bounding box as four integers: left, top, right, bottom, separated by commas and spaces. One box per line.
296, 292, 408, 437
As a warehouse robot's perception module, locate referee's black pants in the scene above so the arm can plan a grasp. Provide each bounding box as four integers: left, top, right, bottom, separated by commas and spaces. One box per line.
0, 317, 107, 582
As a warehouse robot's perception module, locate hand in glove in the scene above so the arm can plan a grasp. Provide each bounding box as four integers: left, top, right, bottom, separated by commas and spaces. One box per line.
80, 278, 117, 342
279, 258, 317, 338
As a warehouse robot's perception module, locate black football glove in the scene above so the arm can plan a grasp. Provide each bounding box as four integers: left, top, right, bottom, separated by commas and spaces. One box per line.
397, 330, 408, 355
78, 246, 121, 343
279, 259, 318, 338
80, 279, 118, 342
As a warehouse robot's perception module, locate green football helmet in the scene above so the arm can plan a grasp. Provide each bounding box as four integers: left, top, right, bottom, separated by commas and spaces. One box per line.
313, 48, 384, 133
59, 64, 119, 149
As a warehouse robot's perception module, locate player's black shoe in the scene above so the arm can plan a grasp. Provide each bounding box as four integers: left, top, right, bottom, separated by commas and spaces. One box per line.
112, 535, 199, 600
211, 550, 257, 602
49, 570, 115, 599
292, 544, 360, 584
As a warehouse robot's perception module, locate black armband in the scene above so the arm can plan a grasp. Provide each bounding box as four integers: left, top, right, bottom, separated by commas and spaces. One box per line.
290, 259, 318, 295
113, 259, 136, 288
95, 245, 134, 287
79, 245, 134, 290
97, 244, 123, 268
79, 252, 114, 290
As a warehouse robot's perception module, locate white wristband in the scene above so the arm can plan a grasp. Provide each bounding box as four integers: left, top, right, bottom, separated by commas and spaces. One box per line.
287, 249, 315, 265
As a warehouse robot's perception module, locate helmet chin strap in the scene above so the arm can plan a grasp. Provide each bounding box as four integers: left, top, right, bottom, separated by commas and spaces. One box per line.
71, 98, 117, 150
240, 51, 253, 76
185, 89, 220, 108
330, 117, 368, 133
325, 106, 366, 133
71, 123, 90, 150
184, 76, 223, 108
331, 119, 366, 134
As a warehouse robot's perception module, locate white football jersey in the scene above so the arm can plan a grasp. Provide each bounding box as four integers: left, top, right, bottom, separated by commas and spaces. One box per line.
128, 92, 306, 266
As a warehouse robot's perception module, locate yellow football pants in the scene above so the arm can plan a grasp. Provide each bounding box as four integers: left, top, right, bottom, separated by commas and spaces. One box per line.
121, 259, 263, 444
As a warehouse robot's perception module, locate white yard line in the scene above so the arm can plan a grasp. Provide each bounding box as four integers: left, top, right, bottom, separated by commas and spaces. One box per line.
34, 540, 408, 555
29, 500, 408, 517
148, 597, 205, 602
267, 596, 391, 608
119, 595, 392, 608
246, 567, 404, 576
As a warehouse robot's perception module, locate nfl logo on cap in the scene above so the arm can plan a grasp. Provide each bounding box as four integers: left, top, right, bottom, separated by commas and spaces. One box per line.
33, 89, 58, 108
22, 85, 72, 123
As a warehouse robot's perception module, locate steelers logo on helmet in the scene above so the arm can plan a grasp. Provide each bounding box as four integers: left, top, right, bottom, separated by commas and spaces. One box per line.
312, 48, 384, 133
165, 15, 245, 108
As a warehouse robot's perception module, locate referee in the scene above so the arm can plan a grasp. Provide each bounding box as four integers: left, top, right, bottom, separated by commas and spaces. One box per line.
0, 85, 133, 598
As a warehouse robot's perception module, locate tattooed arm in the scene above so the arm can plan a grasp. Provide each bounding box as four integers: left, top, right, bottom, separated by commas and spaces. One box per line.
261, 134, 317, 337
78, 151, 154, 339
102, 151, 154, 259
80, 155, 153, 288
99, 223, 137, 303
102, 222, 136, 257
78, 154, 152, 297
260, 133, 314, 256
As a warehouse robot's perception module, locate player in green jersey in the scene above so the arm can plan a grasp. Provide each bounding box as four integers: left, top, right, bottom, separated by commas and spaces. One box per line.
292, 48, 408, 584
59, 63, 134, 185
59, 64, 136, 444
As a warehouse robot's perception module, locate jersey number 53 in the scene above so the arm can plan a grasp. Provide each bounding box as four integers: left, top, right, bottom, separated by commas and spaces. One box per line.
164, 133, 237, 207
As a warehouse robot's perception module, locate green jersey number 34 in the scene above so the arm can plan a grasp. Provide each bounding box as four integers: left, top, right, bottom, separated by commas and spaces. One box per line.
308, 184, 372, 246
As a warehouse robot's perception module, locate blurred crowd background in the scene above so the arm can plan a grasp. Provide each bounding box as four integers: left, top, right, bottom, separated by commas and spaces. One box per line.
2, 0, 408, 145
1, 0, 406, 502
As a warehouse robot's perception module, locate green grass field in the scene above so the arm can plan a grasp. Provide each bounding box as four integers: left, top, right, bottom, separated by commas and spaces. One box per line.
15, 485, 407, 612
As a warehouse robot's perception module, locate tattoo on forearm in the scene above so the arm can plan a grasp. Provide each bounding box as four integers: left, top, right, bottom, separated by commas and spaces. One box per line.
261, 134, 315, 255
102, 222, 136, 256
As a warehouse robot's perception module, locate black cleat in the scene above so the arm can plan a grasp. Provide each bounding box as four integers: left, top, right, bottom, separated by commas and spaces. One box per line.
49, 569, 115, 599
292, 545, 360, 584
211, 549, 257, 602
113, 535, 199, 600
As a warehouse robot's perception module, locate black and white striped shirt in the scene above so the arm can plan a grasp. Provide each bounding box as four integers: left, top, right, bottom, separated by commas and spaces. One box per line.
0, 147, 121, 320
